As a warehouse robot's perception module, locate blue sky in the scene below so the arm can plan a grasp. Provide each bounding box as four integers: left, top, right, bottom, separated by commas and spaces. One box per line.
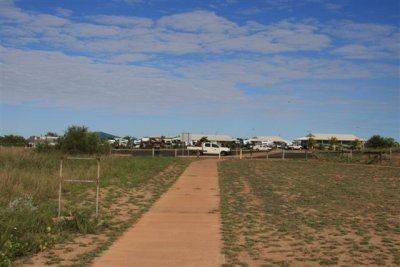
0, 0, 399, 140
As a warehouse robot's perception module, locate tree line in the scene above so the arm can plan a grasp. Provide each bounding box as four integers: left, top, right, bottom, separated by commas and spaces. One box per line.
0, 126, 111, 155
0, 128, 398, 154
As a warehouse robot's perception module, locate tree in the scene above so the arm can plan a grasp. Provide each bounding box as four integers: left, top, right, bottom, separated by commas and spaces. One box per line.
58, 126, 110, 155
351, 139, 362, 150
307, 137, 316, 150
366, 135, 397, 149
0, 135, 27, 147
329, 137, 338, 151
195, 136, 209, 146
46, 132, 58, 137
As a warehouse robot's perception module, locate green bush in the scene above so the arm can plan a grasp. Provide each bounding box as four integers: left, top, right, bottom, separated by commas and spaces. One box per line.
0, 135, 27, 147
58, 126, 110, 155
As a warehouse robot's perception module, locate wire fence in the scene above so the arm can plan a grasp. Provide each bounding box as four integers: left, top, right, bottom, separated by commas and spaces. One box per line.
111, 148, 400, 166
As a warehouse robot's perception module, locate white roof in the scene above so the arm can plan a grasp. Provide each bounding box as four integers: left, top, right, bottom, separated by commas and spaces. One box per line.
190, 134, 234, 142
298, 133, 363, 141
254, 136, 285, 142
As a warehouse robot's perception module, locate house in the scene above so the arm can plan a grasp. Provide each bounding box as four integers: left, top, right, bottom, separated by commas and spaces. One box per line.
295, 133, 365, 149
27, 135, 58, 148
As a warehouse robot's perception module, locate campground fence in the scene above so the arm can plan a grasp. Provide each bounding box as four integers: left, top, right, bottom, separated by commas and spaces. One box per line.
111, 148, 399, 166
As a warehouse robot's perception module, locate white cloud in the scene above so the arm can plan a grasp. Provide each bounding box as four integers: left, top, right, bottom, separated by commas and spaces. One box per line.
0, 47, 248, 115
325, 20, 400, 59
157, 10, 237, 33
87, 15, 153, 28
106, 53, 148, 63
1, 46, 397, 120
55, 8, 73, 18
0, 0, 31, 22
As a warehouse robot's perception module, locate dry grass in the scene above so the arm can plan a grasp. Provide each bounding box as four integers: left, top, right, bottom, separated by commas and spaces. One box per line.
219, 160, 400, 267
0, 147, 191, 266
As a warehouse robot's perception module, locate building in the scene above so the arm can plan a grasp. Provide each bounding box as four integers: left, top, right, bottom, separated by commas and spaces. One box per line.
295, 133, 364, 149
252, 136, 286, 143
27, 135, 58, 148
181, 133, 234, 146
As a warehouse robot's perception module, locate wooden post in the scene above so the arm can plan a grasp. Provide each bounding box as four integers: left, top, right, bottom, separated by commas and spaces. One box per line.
58, 157, 101, 218
240, 149, 243, 160
95, 158, 100, 218
282, 148, 285, 160
152, 148, 155, 157
58, 158, 63, 217
266, 151, 269, 160
174, 149, 177, 157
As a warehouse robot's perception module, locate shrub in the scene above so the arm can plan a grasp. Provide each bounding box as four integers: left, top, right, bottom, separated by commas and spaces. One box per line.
366, 135, 398, 149
0, 135, 27, 147
58, 126, 110, 155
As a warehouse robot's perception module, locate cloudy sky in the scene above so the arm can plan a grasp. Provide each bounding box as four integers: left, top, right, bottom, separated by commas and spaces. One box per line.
0, 0, 399, 140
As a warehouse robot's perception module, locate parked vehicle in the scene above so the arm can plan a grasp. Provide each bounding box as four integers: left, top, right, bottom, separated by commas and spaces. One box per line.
187, 142, 230, 156
287, 144, 302, 150
252, 144, 272, 151
109, 138, 129, 148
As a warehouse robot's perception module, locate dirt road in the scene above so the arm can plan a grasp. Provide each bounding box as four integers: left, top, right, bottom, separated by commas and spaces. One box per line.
91, 159, 223, 267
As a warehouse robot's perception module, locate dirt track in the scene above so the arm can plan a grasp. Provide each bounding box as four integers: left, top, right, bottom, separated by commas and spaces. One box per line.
91, 159, 223, 267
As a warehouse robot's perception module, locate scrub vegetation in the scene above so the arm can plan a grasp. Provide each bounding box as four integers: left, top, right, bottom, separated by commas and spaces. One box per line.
219, 160, 400, 267
0, 147, 191, 266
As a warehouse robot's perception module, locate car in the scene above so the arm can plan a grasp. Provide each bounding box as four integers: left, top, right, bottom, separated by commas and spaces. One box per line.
288, 144, 302, 150
252, 144, 272, 151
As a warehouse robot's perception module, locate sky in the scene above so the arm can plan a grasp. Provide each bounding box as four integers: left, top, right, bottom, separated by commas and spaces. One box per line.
0, 0, 399, 141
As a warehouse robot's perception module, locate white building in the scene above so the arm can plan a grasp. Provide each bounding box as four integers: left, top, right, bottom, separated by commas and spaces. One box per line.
181, 133, 234, 146
27, 135, 58, 148
295, 133, 365, 148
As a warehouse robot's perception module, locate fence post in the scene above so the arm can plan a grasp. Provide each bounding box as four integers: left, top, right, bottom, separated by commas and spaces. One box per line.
152, 148, 155, 157
58, 157, 101, 218
266, 151, 269, 160
389, 148, 392, 161
282, 149, 285, 160
175, 149, 177, 157
240, 149, 243, 160
95, 158, 100, 218
58, 157, 63, 217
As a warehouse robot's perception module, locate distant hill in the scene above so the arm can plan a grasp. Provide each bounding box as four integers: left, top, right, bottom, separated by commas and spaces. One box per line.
94, 131, 119, 140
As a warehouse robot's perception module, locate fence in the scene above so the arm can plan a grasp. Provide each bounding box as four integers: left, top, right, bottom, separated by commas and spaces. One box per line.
111, 148, 315, 160
58, 157, 101, 218
111, 148, 398, 165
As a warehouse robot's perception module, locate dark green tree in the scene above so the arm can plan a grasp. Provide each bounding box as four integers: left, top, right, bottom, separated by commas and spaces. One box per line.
366, 135, 397, 149
46, 132, 58, 137
59, 126, 110, 155
0, 135, 27, 146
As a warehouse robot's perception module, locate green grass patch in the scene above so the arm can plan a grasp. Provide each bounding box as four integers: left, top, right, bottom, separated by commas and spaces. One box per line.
0, 147, 191, 265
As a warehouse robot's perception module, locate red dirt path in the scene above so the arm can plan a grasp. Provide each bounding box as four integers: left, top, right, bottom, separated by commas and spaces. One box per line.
91, 159, 224, 267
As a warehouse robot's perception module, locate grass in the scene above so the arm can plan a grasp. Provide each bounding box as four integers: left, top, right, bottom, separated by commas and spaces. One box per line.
219, 159, 400, 267
0, 147, 191, 266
